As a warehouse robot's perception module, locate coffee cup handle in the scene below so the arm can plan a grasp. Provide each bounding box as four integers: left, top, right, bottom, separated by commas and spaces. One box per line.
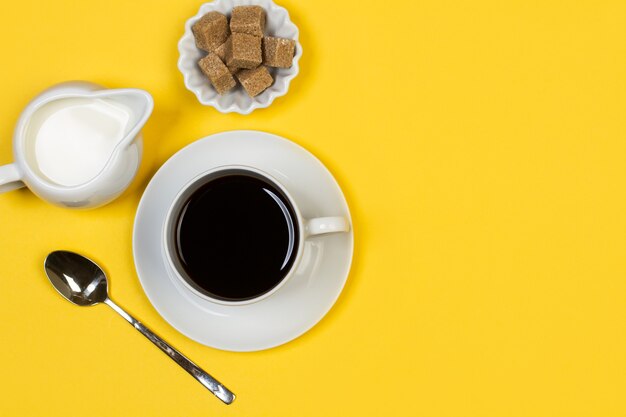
0, 163, 24, 194
305, 217, 350, 237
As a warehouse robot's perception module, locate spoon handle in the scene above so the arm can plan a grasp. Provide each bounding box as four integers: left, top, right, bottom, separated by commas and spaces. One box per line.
103, 298, 235, 404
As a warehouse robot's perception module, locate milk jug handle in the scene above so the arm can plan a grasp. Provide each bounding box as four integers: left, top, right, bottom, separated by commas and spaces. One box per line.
0, 163, 24, 193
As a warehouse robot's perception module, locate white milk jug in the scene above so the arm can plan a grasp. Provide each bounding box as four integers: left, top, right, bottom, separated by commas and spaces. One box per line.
0, 81, 153, 208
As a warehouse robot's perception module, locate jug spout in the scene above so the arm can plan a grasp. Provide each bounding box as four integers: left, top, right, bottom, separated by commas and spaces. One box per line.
108, 88, 154, 145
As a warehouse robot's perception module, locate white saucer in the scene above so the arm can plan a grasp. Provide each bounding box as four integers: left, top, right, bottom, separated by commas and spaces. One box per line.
133, 131, 353, 351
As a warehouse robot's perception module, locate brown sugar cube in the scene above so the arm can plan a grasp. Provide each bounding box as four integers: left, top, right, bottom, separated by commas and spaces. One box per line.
236, 66, 273, 97
214, 39, 228, 61
198, 53, 236, 94
226, 32, 262, 69
214, 37, 240, 74
192, 12, 229, 52
230, 6, 266, 37
262, 36, 296, 68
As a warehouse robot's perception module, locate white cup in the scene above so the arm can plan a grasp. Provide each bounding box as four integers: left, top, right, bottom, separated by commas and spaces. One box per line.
0, 81, 153, 208
163, 165, 350, 306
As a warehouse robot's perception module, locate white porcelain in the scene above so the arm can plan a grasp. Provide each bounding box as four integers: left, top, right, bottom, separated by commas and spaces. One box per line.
163, 164, 350, 306
0, 81, 153, 208
133, 131, 353, 351
178, 0, 302, 114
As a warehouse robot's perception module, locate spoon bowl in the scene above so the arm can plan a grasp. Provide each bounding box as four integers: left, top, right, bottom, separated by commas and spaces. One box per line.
44, 250, 108, 306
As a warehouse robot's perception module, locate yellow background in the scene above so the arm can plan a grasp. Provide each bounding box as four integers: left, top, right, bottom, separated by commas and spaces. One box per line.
0, 0, 625, 415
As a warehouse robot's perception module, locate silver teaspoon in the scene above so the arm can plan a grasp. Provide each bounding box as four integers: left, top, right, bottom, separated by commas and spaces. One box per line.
44, 250, 235, 405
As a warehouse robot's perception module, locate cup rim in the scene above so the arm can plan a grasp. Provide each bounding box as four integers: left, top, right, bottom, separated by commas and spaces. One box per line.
162, 164, 306, 306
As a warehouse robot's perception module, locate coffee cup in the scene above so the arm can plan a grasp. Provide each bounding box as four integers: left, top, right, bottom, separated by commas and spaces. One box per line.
163, 165, 350, 306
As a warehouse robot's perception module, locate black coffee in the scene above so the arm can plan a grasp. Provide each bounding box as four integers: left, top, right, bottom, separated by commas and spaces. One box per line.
173, 173, 299, 301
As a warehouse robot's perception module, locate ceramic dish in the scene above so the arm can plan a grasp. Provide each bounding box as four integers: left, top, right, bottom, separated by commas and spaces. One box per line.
178, 0, 302, 114
133, 131, 353, 351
